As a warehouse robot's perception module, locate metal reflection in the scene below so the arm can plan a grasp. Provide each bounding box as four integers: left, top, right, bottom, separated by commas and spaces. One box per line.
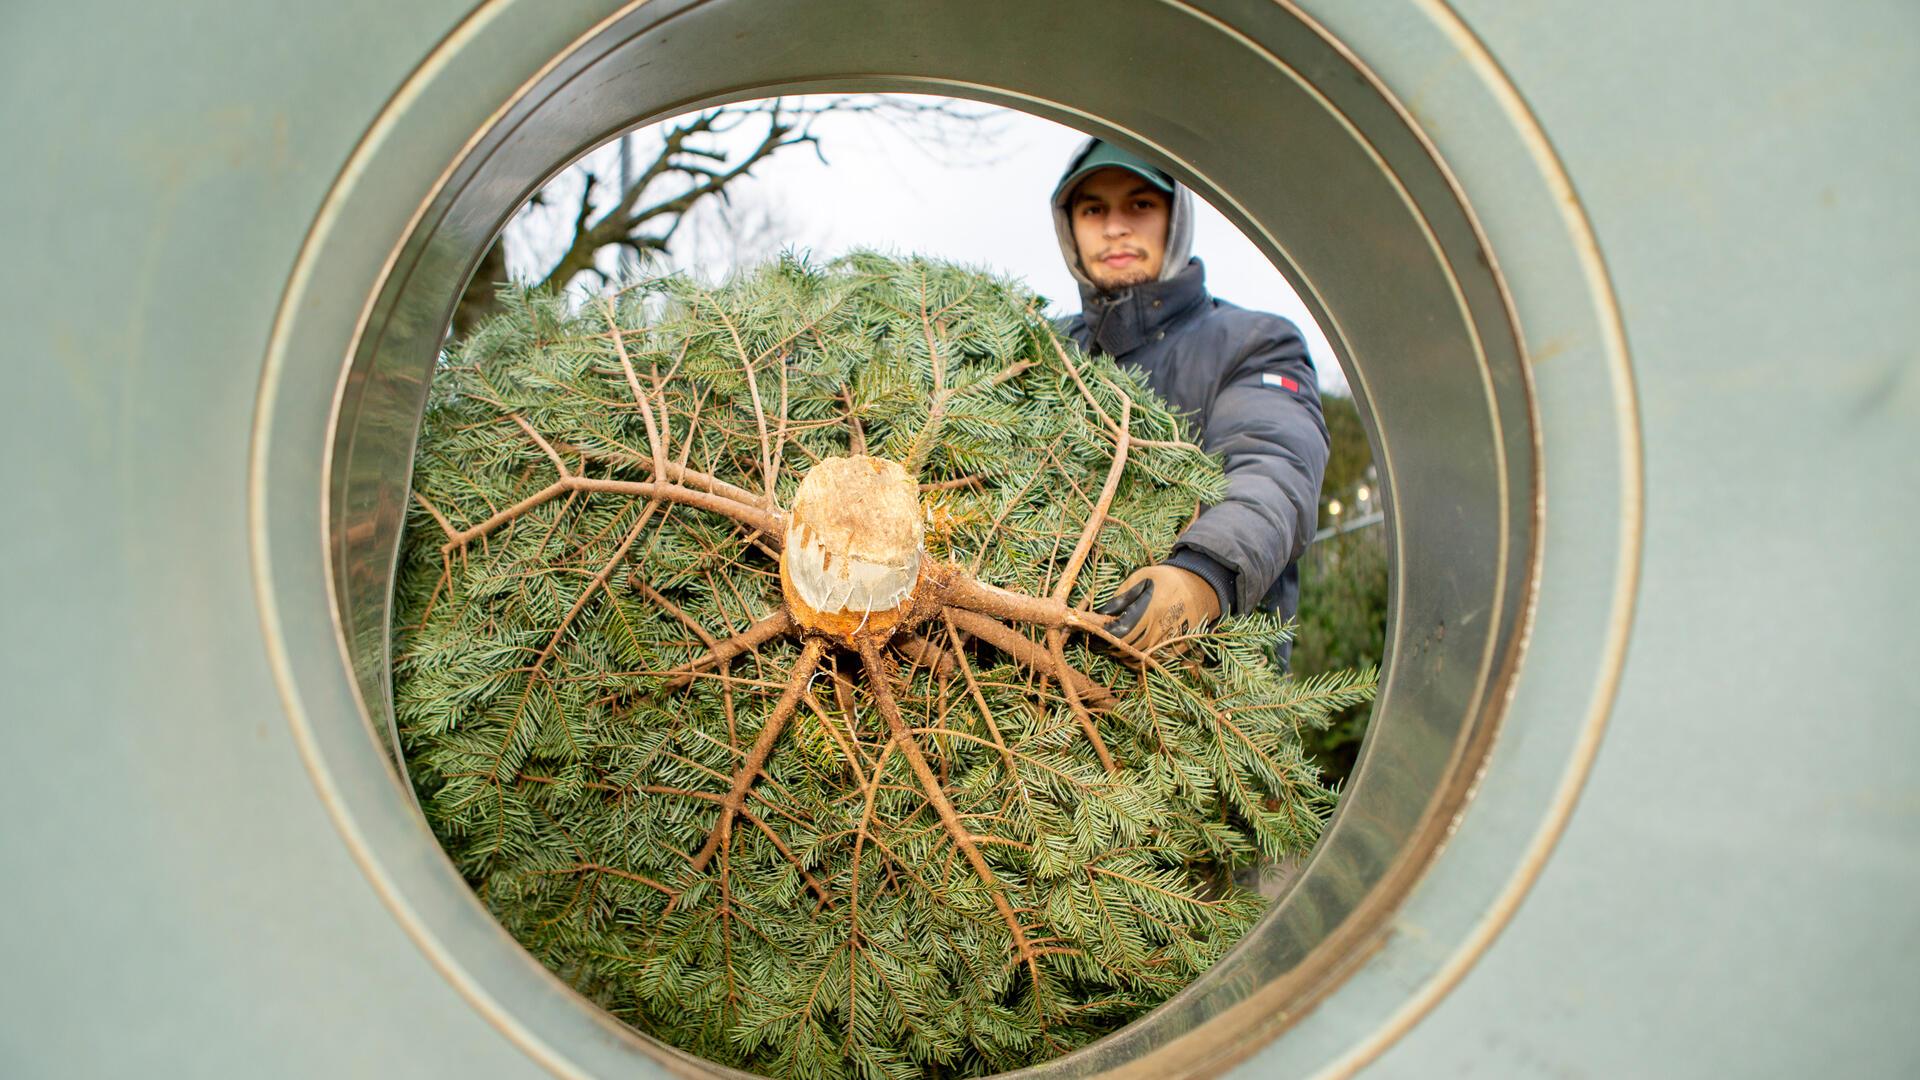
258, 0, 1635, 1075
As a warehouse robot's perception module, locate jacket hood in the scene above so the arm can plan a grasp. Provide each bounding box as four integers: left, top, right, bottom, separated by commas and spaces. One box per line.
1051, 136, 1195, 293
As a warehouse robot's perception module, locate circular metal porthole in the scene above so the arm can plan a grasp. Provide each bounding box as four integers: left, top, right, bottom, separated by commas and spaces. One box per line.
251, 1, 1638, 1077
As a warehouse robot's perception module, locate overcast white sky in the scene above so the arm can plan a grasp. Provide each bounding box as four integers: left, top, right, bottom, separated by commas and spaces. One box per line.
505, 95, 1347, 394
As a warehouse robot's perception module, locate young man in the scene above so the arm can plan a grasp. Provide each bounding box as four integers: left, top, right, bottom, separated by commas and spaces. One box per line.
1051, 139, 1330, 666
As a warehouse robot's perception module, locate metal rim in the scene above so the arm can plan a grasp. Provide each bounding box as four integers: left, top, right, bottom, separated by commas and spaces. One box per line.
250, 1, 1638, 1076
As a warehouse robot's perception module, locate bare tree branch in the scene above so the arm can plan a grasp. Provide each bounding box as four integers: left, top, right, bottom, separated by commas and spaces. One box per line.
449, 95, 1000, 339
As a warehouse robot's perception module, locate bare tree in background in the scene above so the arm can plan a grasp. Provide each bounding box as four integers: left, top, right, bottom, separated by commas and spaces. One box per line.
665, 188, 803, 278
451, 95, 998, 339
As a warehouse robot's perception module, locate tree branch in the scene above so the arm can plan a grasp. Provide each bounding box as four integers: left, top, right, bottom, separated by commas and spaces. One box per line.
942, 607, 1116, 709
857, 640, 1042, 992
662, 608, 796, 690
690, 637, 827, 872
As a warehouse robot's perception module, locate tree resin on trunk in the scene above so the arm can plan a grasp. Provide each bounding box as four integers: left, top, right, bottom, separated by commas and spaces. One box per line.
781, 455, 923, 642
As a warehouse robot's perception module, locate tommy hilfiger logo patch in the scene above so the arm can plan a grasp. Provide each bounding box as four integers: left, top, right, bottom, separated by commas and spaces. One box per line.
1262, 373, 1301, 393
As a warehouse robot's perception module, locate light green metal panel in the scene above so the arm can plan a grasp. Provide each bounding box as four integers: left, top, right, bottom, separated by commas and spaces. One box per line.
1364, 2, 1920, 1076
2, 0, 1914, 1077
0, 1, 561, 1076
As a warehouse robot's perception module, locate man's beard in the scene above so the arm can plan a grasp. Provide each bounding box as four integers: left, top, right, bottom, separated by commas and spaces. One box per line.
1088, 262, 1155, 292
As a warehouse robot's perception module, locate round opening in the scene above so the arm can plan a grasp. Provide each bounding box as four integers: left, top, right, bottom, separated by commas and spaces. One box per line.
249, 3, 1641, 1077
389, 93, 1393, 1075
346, 13, 1529, 1076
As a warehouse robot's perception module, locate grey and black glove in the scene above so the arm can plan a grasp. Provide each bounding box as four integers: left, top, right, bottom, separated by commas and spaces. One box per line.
1096, 564, 1223, 653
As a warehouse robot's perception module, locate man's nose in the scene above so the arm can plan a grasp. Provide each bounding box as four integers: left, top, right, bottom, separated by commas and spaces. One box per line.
1102, 216, 1131, 238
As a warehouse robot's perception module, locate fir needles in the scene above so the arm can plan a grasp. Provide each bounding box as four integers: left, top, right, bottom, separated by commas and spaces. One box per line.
392, 252, 1375, 1079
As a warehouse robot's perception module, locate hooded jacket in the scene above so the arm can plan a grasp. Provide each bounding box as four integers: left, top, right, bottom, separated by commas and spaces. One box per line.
1052, 139, 1330, 648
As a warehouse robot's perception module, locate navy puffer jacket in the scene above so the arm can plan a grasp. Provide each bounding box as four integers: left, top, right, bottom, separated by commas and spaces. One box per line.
1060, 258, 1330, 652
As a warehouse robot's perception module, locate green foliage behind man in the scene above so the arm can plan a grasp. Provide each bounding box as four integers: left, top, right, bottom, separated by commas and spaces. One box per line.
1293, 391, 1387, 787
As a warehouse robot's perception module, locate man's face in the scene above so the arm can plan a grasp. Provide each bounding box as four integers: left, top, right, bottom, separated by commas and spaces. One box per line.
1069, 168, 1170, 291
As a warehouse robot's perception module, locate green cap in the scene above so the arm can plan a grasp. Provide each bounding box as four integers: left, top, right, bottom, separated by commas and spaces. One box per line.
1051, 140, 1175, 204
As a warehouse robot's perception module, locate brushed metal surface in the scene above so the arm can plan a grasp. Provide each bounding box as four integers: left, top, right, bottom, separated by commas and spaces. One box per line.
290, 0, 1540, 1074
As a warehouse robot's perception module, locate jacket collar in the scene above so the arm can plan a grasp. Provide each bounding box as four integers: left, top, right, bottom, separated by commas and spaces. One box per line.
1078, 258, 1209, 357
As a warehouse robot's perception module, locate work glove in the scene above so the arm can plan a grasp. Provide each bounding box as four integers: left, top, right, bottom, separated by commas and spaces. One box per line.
1095, 564, 1222, 654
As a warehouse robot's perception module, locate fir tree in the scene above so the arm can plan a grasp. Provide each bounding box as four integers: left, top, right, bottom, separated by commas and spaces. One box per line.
393, 252, 1375, 1079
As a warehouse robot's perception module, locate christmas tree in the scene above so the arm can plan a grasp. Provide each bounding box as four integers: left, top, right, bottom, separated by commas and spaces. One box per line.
393, 252, 1375, 1078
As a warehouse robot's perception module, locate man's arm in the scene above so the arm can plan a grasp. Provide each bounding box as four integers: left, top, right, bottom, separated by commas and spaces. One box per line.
1168, 318, 1330, 615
